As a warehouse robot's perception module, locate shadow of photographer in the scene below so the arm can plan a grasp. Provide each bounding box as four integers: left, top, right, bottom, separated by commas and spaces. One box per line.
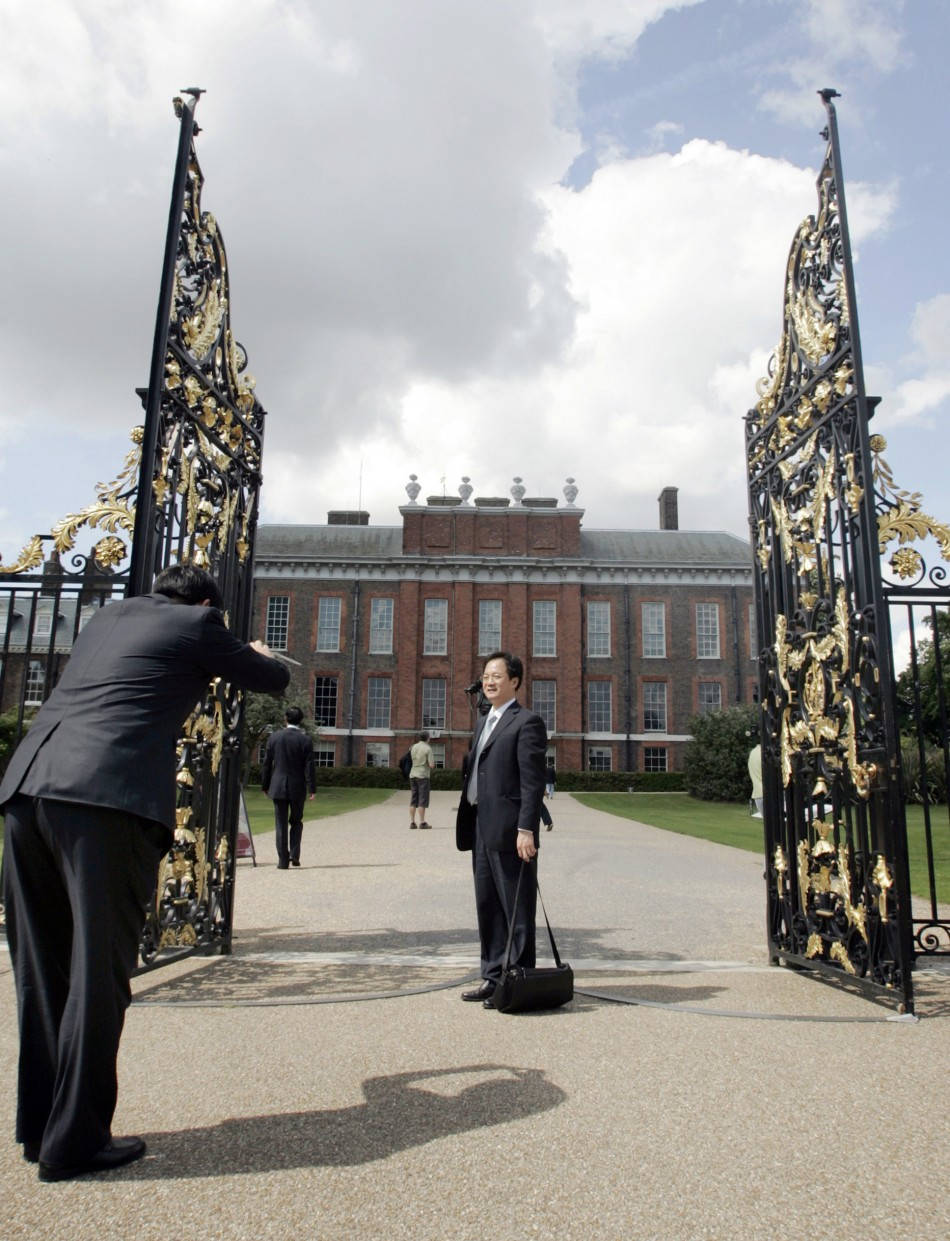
123, 1063, 567, 1178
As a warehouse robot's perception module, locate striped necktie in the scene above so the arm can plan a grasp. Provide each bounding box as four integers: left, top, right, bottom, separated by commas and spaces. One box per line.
467, 711, 498, 805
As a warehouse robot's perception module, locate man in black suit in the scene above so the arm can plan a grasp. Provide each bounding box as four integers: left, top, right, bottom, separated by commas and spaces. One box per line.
456, 651, 547, 1007
0, 563, 289, 1181
261, 706, 315, 868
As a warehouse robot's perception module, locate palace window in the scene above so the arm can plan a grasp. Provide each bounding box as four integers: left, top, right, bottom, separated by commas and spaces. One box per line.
313, 743, 336, 768
532, 680, 556, 733
587, 601, 611, 657
588, 746, 612, 772
265, 596, 289, 650
696, 603, 721, 659
698, 682, 722, 715
369, 597, 394, 654
423, 598, 448, 655
642, 602, 666, 659
643, 681, 667, 732
365, 742, 390, 767
643, 746, 668, 773
533, 601, 557, 656
317, 597, 342, 652
588, 681, 612, 732
313, 676, 338, 727
478, 600, 502, 655
24, 660, 46, 707
421, 678, 446, 729
367, 677, 391, 729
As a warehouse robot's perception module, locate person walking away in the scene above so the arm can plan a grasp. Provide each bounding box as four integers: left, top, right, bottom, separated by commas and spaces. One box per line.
261, 706, 315, 867
409, 730, 435, 829
545, 760, 556, 799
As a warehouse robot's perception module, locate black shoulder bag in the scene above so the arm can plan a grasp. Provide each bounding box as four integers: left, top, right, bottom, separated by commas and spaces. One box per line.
492, 861, 574, 1013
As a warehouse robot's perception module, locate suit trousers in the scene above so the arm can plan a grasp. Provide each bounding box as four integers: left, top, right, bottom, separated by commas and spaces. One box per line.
273, 797, 305, 865
472, 824, 537, 984
2, 795, 165, 1167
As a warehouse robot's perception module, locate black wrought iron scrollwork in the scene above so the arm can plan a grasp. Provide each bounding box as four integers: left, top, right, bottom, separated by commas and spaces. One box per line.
131, 92, 267, 966
746, 91, 917, 1013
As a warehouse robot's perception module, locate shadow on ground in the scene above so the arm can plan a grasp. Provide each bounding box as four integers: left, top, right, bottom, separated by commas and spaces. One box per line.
131, 926, 694, 1005
119, 1064, 566, 1177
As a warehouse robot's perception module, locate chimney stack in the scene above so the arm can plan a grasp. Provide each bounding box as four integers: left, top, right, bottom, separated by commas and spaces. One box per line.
658, 486, 678, 530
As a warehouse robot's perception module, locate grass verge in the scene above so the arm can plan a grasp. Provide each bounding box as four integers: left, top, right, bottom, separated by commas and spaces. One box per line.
573, 793, 948, 904
242, 785, 394, 835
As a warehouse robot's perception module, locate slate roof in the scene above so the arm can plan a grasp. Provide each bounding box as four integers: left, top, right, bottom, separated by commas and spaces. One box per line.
255, 523, 752, 568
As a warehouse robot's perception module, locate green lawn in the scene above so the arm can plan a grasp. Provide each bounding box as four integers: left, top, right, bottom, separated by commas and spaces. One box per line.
242, 785, 393, 835
574, 793, 949, 904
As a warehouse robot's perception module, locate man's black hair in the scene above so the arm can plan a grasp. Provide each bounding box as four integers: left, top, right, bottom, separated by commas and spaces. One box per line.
153, 563, 224, 611
285, 707, 304, 726
483, 650, 523, 690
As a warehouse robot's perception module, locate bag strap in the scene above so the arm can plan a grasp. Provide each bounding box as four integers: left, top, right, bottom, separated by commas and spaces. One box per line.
501, 860, 564, 972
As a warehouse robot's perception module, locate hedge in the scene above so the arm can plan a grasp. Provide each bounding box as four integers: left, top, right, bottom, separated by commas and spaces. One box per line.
248, 763, 683, 793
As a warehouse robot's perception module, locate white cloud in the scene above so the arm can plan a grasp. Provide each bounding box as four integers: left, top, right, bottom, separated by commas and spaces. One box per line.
263, 137, 898, 536
873, 294, 950, 427
0, 0, 906, 564
757, 0, 907, 127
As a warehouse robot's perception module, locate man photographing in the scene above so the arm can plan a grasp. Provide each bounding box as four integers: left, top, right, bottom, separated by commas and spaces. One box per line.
0, 563, 289, 1181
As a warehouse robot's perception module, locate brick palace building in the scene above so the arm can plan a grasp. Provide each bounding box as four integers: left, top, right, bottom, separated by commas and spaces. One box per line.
251, 480, 756, 776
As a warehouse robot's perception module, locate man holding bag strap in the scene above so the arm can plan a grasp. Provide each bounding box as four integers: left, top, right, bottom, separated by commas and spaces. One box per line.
456, 651, 547, 1008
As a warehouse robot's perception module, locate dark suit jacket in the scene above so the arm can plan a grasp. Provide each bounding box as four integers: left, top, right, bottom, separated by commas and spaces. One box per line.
456, 699, 547, 853
261, 725, 315, 801
0, 592, 289, 829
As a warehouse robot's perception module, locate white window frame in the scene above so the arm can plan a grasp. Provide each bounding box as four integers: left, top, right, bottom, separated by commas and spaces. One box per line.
313, 676, 338, 727
478, 599, 502, 655
365, 742, 390, 768
369, 597, 394, 654
642, 602, 666, 659
317, 597, 342, 653
314, 742, 336, 768
532, 680, 557, 733
696, 602, 721, 659
423, 598, 448, 656
643, 746, 668, 773
698, 682, 722, 715
588, 680, 612, 732
421, 677, 446, 729
366, 676, 392, 729
265, 595, 289, 651
533, 600, 557, 657
587, 600, 611, 658
24, 659, 46, 706
588, 746, 612, 772
643, 681, 667, 732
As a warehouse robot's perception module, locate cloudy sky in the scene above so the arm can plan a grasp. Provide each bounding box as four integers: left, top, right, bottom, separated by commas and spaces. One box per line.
1, 0, 947, 566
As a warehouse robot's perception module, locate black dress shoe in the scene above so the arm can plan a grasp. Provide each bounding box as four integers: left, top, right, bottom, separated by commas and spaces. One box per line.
277, 862, 289, 869
461, 981, 496, 1002
291, 859, 301, 867
482, 998, 497, 1009
38, 1136, 147, 1182
23, 1141, 41, 1163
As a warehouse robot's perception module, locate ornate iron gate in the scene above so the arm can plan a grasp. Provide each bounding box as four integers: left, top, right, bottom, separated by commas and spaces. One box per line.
0, 91, 268, 968
744, 91, 950, 1014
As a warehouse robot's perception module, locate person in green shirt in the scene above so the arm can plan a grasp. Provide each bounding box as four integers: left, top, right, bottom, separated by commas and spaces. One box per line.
409, 730, 435, 829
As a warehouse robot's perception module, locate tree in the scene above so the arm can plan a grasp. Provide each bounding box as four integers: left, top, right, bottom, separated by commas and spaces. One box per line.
683, 703, 760, 802
895, 610, 950, 746
241, 691, 315, 785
